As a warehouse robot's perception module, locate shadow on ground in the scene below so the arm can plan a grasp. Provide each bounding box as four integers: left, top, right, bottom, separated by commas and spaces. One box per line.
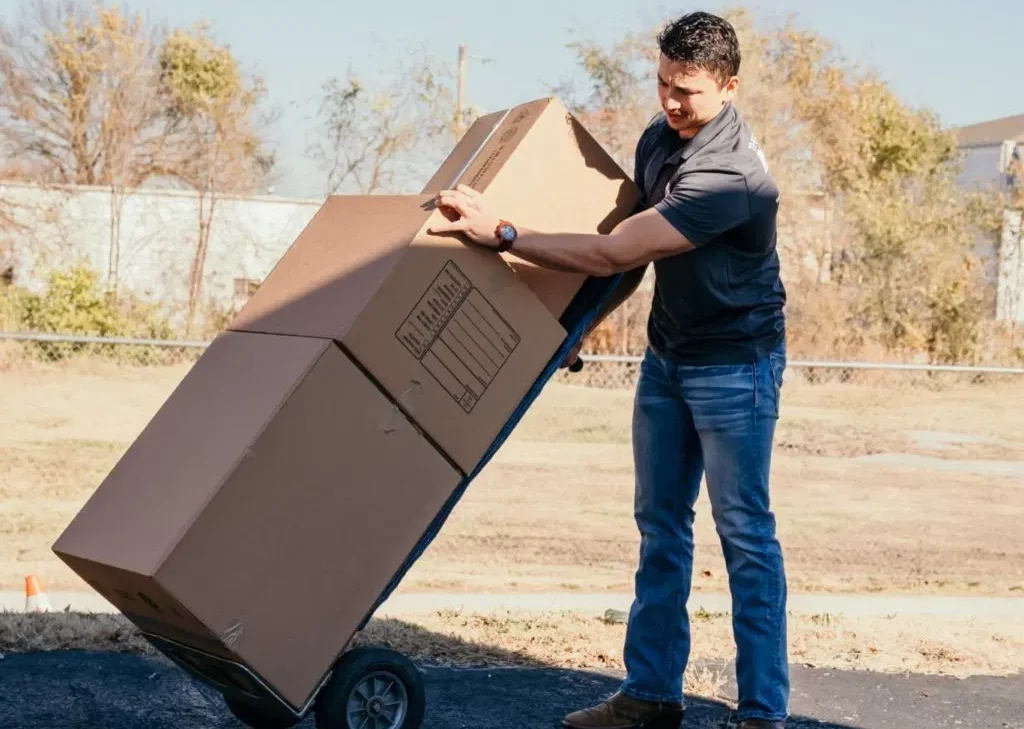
2, 613, 1020, 729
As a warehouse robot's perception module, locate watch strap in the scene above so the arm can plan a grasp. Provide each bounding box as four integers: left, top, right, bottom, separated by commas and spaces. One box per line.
495, 220, 516, 252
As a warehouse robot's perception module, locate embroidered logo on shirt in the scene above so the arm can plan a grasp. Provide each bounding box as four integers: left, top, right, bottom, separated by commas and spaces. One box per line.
748, 136, 770, 173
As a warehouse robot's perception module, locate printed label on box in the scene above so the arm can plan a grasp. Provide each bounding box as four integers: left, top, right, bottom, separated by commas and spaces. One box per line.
396, 261, 520, 413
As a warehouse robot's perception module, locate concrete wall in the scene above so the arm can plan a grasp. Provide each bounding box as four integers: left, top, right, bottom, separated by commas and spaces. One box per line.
949, 144, 1023, 321
3, 180, 1021, 330
998, 209, 1024, 323
1, 182, 322, 331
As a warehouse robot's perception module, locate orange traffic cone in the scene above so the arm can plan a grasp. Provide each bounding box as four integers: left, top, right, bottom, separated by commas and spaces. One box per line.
25, 575, 50, 613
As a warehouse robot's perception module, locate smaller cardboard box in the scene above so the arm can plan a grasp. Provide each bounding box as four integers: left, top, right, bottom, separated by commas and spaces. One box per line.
422, 96, 641, 317
53, 330, 462, 711
229, 97, 641, 474
227, 194, 568, 474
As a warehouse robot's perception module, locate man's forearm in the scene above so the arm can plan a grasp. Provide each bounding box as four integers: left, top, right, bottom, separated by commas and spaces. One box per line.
430, 185, 696, 273
508, 228, 621, 276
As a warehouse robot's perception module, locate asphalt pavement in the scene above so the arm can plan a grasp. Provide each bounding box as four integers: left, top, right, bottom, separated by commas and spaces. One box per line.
0, 651, 1020, 729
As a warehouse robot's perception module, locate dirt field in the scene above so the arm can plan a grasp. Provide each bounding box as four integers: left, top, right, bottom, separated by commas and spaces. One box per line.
2, 359, 1023, 597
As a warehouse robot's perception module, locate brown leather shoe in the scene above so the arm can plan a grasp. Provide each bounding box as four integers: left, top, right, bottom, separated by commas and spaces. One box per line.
562, 691, 683, 729
738, 720, 786, 729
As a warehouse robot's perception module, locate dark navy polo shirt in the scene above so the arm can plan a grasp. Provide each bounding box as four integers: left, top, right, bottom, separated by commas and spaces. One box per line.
634, 103, 786, 365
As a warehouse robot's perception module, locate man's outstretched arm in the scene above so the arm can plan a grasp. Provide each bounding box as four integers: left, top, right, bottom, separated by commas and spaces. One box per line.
427, 185, 697, 276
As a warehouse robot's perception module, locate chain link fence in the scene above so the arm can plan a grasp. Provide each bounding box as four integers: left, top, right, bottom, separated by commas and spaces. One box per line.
552, 357, 642, 389
5, 332, 1024, 390
556, 353, 1024, 389
0, 332, 204, 369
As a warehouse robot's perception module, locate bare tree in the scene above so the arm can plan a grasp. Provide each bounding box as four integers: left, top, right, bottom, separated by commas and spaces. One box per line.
307, 54, 469, 196
551, 29, 660, 174
94, 9, 176, 294
0, 1, 183, 292
157, 22, 275, 336
0, 1, 170, 183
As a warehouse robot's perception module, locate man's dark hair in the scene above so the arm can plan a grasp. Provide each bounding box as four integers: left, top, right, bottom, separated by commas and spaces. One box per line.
658, 12, 741, 86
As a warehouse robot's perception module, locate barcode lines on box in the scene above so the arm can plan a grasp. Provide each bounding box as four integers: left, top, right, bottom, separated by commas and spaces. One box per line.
440, 327, 493, 384
452, 309, 502, 368
396, 261, 520, 413
448, 320, 499, 378
465, 293, 519, 354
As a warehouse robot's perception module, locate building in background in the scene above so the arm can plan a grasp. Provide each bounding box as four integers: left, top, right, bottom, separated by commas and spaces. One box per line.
955, 113, 1024, 194
954, 114, 1024, 323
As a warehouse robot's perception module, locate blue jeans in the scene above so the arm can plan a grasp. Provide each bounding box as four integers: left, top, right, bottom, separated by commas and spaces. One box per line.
619, 343, 789, 723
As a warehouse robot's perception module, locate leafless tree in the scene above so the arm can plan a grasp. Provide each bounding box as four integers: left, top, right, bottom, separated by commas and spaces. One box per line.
308, 54, 469, 196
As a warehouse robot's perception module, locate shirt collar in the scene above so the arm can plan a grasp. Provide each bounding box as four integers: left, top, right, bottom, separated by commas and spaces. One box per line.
660, 102, 736, 166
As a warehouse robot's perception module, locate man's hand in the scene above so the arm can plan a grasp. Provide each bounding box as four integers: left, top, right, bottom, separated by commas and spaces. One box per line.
428, 185, 502, 247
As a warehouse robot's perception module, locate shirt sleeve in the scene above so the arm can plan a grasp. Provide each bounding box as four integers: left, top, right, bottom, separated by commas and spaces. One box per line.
631, 134, 649, 214
654, 166, 751, 248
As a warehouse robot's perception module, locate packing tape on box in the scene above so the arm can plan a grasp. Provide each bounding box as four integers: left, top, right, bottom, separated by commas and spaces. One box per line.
444, 108, 514, 191
220, 621, 244, 648
379, 380, 423, 435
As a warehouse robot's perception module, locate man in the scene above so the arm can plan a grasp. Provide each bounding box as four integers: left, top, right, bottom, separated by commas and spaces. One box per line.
429, 11, 789, 729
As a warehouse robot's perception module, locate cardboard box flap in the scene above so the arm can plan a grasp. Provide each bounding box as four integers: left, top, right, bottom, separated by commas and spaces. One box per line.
228, 195, 436, 341
422, 97, 641, 317
423, 100, 548, 194
424, 108, 512, 193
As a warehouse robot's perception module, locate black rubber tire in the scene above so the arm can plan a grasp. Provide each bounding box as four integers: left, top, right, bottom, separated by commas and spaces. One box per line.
224, 694, 301, 729
315, 646, 425, 729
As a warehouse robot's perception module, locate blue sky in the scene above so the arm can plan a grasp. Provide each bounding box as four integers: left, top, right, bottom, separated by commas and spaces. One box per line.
1, 0, 1021, 197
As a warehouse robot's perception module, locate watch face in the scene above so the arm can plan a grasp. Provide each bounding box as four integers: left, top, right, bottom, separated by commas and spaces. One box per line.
499, 224, 516, 242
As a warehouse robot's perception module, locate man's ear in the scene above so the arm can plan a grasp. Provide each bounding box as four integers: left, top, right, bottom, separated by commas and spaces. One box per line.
724, 75, 740, 101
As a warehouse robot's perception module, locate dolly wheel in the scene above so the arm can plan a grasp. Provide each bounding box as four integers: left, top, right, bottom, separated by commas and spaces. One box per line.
224, 695, 299, 729
315, 646, 425, 729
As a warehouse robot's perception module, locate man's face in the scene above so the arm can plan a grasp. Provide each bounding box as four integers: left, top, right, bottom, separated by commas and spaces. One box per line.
657, 55, 739, 138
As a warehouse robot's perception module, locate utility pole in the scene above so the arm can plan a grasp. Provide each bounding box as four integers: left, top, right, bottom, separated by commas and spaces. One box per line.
455, 44, 468, 136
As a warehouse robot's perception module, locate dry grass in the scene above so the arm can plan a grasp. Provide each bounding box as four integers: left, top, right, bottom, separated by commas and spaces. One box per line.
2, 359, 1024, 597
0, 610, 154, 655
3, 608, 1021, 683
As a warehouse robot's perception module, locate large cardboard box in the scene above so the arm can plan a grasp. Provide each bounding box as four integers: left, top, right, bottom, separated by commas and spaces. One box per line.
422, 96, 640, 317
53, 331, 462, 710
227, 194, 569, 474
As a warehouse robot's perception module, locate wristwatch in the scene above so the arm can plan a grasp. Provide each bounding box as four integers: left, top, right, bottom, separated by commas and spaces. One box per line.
494, 220, 517, 252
